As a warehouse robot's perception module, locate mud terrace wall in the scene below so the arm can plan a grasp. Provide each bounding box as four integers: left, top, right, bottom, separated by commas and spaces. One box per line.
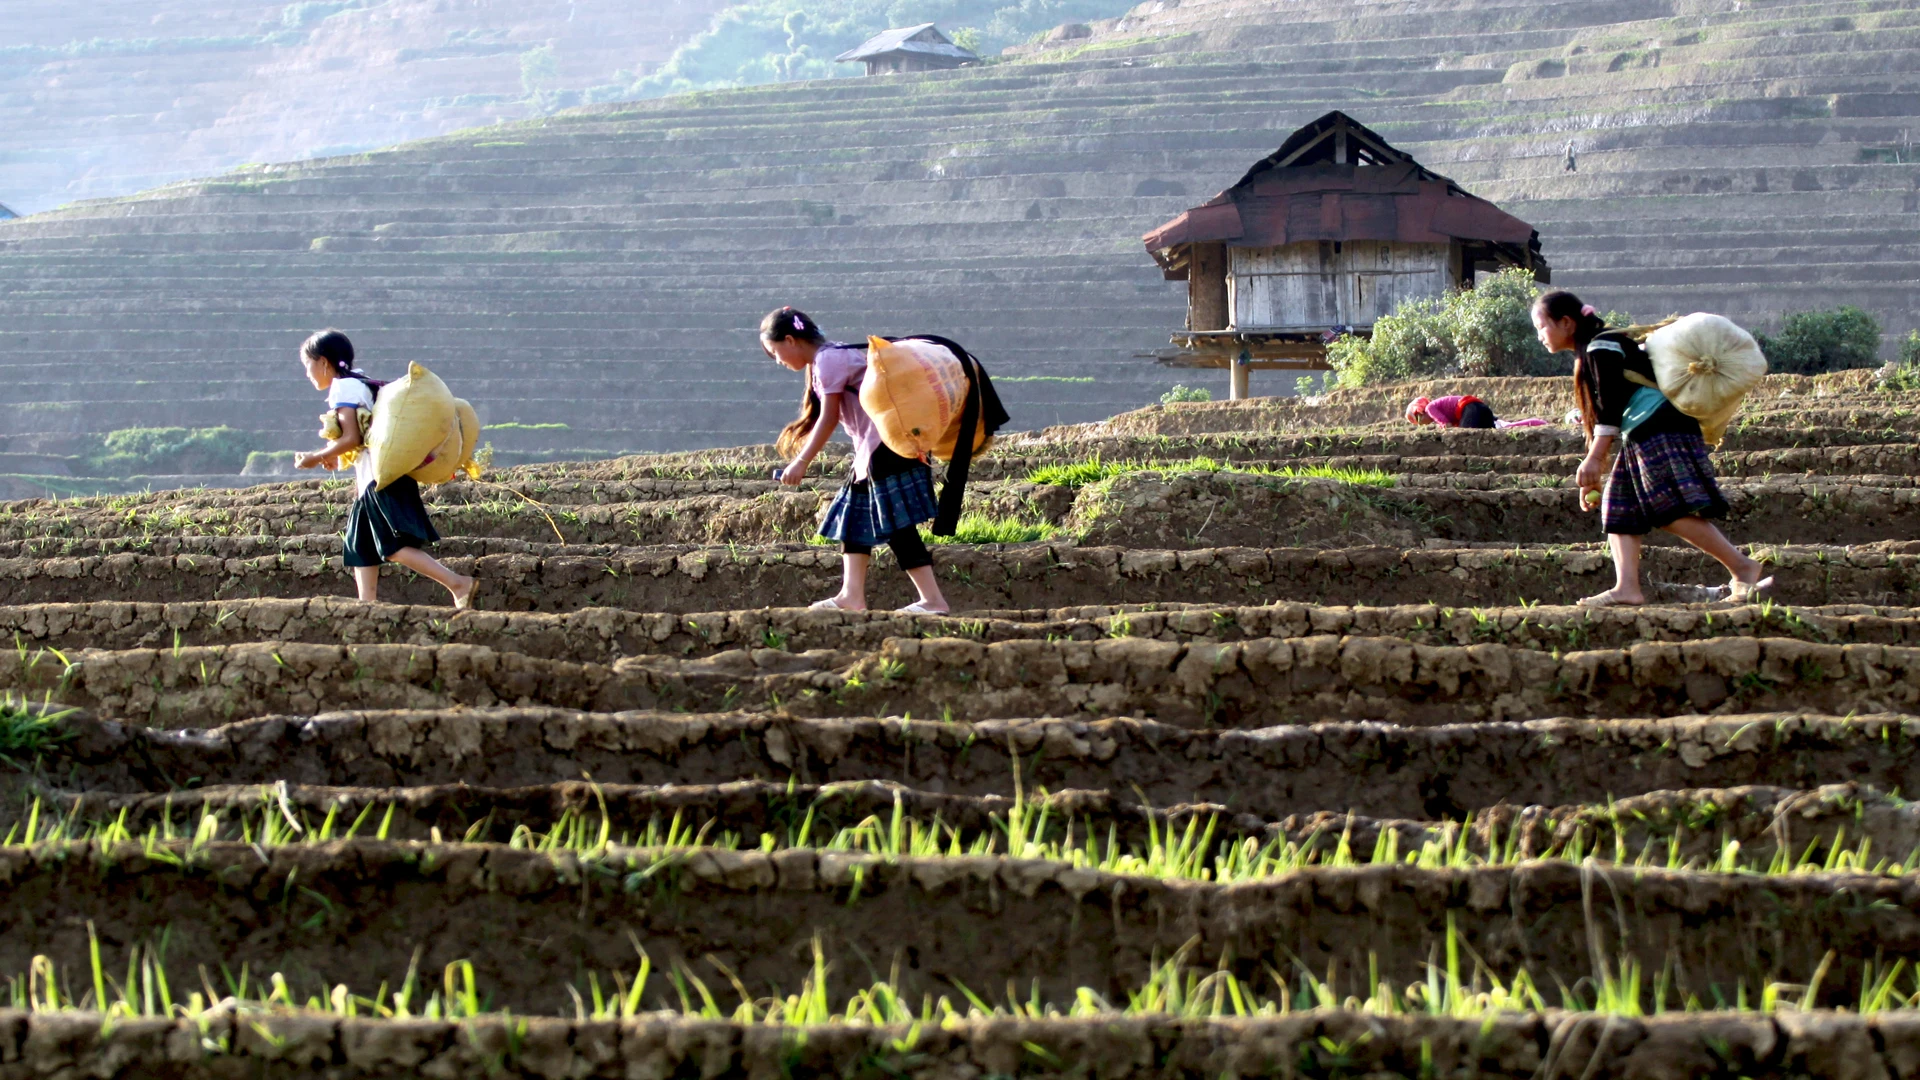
11, 1010, 1920, 1079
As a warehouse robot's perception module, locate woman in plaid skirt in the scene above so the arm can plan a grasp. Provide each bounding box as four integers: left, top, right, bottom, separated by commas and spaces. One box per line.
1532, 291, 1772, 608
762, 307, 951, 614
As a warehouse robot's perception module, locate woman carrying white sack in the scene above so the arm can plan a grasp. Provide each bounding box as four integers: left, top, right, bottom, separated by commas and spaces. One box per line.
1531, 291, 1772, 608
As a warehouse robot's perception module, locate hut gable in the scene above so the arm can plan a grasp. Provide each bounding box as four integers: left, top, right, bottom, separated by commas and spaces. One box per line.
836, 24, 980, 76
0, 202, 16, 221
1140, 112, 1549, 398
1145, 112, 1547, 279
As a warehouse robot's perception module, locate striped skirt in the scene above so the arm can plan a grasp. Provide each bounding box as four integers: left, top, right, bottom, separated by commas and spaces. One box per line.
818, 465, 938, 547
1601, 431, 1729, 536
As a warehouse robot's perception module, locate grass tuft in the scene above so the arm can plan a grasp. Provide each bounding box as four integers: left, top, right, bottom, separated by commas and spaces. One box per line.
1026, 456, 1394, 489
0, 699, 73, 768
924, 514, 1059, 545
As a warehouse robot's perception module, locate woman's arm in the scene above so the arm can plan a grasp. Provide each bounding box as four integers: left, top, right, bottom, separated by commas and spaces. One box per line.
296, 406, 364, 470
781, 393, 841, 485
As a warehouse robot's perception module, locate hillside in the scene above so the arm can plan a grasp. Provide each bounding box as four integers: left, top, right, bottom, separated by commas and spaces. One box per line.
2, 0, 1918, 473
0, 0, 731, 214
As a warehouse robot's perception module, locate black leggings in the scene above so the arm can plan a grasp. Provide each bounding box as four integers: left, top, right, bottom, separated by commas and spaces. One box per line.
844, 527, 932, 571
1458, 400, 1497, 429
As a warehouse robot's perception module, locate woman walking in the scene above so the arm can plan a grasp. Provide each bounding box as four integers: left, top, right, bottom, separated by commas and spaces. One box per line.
1531, 292, 1770, 607
762, 307, 950, 614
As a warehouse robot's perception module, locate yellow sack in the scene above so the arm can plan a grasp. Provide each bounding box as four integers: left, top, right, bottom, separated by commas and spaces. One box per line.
409, 398, 483, 485
860, 336, 990, 462
1645, 313, 1768, 421
365, 362, 457, 490
318, 406, 373, 467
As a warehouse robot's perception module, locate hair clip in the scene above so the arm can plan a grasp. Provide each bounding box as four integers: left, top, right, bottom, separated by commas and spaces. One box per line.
1580, 304, 1596, 317
792, 315, 806, 330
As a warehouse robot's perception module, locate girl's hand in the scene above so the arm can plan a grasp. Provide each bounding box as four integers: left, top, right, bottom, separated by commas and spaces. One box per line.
295, 452, 323, 470
780, 460, 807, 486
1574, 454, 1605, 492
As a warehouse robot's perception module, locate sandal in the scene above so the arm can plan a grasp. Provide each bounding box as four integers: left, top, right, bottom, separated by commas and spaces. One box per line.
1576, 589, 1644, 609
897, 600, 949, 615
1724, 576, 1775, 604
809, 597, 862, 611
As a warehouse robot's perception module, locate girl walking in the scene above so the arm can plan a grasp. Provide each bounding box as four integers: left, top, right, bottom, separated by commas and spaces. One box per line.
1531, 292, 1770, 607
293, 329, 476, 609
762, 307, 950, 614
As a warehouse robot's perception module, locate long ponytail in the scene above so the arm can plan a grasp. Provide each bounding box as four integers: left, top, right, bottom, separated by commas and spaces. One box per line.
763, 307, 828, 457
1533, 291, 1609, 441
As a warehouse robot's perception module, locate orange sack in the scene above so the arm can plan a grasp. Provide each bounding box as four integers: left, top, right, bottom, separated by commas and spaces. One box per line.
860, 336, 992, 462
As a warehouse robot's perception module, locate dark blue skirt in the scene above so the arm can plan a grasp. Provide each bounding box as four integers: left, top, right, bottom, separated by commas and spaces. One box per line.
818, 465, 937, 546
344, 476, 441, 567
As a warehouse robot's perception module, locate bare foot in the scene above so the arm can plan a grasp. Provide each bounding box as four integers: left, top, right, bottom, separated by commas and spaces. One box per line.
1577, 587, 1644, 608
450, 575, 478, 611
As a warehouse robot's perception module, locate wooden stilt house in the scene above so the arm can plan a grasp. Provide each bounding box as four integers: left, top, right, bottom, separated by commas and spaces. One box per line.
836, 25, 980, 76
1143, 112, 1549, 398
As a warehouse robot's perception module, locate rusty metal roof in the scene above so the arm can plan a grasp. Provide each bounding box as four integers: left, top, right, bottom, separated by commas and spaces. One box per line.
1144, 111, 1546, 276
836, 24, 979, 63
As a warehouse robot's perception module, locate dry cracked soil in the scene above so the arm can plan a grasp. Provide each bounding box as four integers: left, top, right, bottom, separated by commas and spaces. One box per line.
2, 371, 1920, 1077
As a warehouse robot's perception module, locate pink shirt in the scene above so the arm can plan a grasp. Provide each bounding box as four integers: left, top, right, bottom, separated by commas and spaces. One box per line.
812, 344, 884, 480
1425, 395, 1469, 426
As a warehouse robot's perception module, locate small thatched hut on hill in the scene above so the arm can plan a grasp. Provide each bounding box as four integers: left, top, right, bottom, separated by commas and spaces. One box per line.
1144, 112, 1549, 398
836, 25, 979, 76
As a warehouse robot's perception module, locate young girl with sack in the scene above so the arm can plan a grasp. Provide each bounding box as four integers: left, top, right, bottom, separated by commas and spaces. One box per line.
1532, 292, 1770, 607
762, 308, 950, 614
294, 329, 476, 609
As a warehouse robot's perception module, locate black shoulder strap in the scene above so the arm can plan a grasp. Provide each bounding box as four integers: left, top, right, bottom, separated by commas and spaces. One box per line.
897, 334, 1009, 536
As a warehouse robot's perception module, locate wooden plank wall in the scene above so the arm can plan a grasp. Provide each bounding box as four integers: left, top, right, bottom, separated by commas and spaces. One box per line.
1228, 241, 1451, 329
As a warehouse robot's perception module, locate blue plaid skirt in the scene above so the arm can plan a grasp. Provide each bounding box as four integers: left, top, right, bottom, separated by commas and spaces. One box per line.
819, 465, 938, 546
1602, 431, 1729, 536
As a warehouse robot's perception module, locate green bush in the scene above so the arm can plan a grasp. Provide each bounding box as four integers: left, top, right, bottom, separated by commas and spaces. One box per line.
1326, 268, 1555, 388
1901, 330, 1920, 367
1755, 306, 1882, 375
1160, 384, 1212, 404
82, 427, 262, 476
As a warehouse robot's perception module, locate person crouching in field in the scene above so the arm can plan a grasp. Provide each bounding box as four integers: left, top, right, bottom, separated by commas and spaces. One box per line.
293, 329, 476, 609
1404, 394, 1548, 429
1531, 292, 1770, 608
762, 307, 951, 614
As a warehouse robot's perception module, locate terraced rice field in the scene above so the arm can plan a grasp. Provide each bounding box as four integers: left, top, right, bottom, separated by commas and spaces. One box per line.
4, 371, 1920, 1076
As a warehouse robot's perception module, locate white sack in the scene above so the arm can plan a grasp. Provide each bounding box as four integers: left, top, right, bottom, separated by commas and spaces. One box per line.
1644, 313, 1768, 421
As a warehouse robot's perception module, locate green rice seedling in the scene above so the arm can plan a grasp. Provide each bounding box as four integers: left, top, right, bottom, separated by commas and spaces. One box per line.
922, 513, 1058, 544
2, 911, 1916, 1025
1026, 455, 1394, 489
0, 697, 75, 768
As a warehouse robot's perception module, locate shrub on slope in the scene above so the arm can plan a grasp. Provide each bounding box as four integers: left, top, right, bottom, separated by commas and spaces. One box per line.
1326, 268, 1561, 388
1758, 306, 1884, 375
